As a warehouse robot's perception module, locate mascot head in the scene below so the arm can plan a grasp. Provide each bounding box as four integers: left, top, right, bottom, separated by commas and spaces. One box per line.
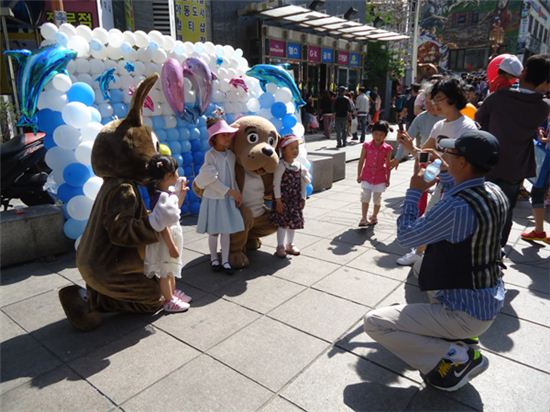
230, 116, 279, 175
91, 74, 159, 184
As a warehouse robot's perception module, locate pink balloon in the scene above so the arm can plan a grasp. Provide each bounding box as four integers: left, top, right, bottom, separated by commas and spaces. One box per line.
487, 53, 511, 83
161, 58, 185, 116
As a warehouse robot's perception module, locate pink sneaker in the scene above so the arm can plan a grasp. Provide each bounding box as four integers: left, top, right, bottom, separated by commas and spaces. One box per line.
164, 297, 190, 313
275, 245, 287, 258
285, 244, 301, 256
174, 289, 192, 303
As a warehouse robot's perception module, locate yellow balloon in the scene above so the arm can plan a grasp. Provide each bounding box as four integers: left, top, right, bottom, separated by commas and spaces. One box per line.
159, 143, 172, 156
460, 103, 477, 120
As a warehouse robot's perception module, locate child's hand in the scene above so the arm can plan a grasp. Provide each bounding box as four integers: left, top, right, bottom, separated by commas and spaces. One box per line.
228, 189, 242, 206
168, 245, 180, 258
300, 199, 305, 210
356, 177, 362, 184
390, 158, 400, 170
275, 199, 284, 214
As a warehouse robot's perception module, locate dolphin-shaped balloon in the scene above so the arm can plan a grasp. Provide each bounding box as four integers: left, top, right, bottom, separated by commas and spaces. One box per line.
229, 76, 249, 93
4, 45, 77, 130
95, 68, 116, 101
246, 64, 306, 108
183, 57, 213, 122
161, 58, 185, 117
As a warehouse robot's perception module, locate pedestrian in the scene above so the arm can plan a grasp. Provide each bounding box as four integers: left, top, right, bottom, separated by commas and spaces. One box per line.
370, 86, 382, 124
476, 53, 550, 247
404, 83, 421, 128
357, 121, 393, 227
272, 134, 311, 258
195, 117, 244, 274
355, 87, 370, 143
333, 86, 352, 148
364, 129, 509, 392
145, 154, 192, 313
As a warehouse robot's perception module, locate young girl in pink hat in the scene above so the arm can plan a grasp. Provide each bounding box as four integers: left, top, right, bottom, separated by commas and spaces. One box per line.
272, 134, 311, 258
195, 117, 244, 273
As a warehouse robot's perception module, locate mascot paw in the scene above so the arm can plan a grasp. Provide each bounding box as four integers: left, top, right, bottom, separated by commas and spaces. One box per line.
229, 252, 249, 269
58, 285, 102, 332
246, 238, 262, 250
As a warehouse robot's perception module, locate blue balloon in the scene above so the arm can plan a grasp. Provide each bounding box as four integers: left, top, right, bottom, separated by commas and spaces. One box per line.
179, 128, 190, 140
37, 109, 64, 134
63, 163, 91, 187
280, 127, 293, 136
200, 127, 208, 140
259, 92, 275, 108
181, 203, 189, 214
184, 166, 193, 177
109, 88, 124, 103
225, 114, 235, 124
43, 134, 56, 149
198, 116, 207, 127
181, 141, 192, 153
201, 140, 210, 151
177, 166, 185, 177
57, 183, 83, 203
193, 164, 202, 175
182, 152, 193, 165
190, 128, 201, 140
112, 102, 128, 118
67, 82, 95, 105
64, 218, 87, 240
306, 183, 313, 197
174, 154, 184, 166
206, 103, 216, 116
193, 151, 205, 164
186, 190, 197, 202
155, 129, 168, 142
152, 116, 165, 129
101, 116, 113, 125
190, 139, 202, 151
271, 102, 287, 119
90, 107, 101, 123
282, 114, 297, 129
168, 141, 182, 154
138, 185, 150, 209
190, 200, 201, 214
167, 129, 179, 141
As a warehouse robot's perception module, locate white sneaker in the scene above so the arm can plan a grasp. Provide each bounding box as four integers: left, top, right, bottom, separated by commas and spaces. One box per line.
396, 251, 421, 266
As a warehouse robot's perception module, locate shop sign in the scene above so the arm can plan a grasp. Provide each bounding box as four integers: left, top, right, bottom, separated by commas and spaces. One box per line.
337, 51, 349, 65
268, 39, 286, 57
287, 42, 301, 59
44, 0, 98, 28
307, 46, 321, 63
321, 48, 333, 63
350, 53, 361, 67
175, 0, 208, 42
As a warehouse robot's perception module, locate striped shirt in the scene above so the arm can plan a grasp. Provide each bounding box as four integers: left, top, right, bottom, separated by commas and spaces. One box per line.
397, 174, 506, 320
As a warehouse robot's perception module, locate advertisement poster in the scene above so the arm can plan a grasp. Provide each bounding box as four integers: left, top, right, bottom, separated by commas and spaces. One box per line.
321, 48, 333, 63
287, 42, 301, 60
337, 51, 349, 66
307, 46, 321, 63
44, 0, 99, 28
174, 0, 207, 42
350, 53, 361, 67
268, 39, 286, 57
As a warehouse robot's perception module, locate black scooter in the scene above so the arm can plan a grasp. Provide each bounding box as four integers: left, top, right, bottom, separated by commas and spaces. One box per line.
0, 133, 54, 210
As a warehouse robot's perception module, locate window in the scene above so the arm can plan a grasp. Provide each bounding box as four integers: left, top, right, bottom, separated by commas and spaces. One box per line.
457, 14, 466, 24
534, 20, 539, 37
470, 12, 479, 24
528, 15, 533, 33
544, 29, 548, 44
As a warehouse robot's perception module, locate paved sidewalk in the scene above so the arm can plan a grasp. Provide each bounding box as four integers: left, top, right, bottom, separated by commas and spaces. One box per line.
1, 159, 549, 411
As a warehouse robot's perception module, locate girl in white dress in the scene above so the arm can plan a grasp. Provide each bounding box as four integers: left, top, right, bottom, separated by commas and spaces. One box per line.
195, 118, 244, 273
145, 154, 192, 313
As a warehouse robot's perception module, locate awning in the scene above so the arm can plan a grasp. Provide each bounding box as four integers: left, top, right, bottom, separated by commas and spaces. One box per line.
243, 4, 408, 42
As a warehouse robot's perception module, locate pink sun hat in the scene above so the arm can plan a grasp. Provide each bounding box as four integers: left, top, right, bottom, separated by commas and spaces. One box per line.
277, 134, 303, 155
207, 119, 239, 146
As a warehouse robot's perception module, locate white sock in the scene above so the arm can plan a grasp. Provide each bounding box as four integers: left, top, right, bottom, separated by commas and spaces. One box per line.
220, 233, 230, 264
208, 234, 218, 262
446, 343, 469, 363
277, 227, 286, 247
286, 229, 295, 246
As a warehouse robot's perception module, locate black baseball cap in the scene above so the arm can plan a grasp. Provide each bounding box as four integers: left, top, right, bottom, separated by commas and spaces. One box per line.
438, 130, 500, 172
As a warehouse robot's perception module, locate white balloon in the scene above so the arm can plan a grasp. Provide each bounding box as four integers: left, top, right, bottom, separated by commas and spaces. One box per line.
258, 108, 272, 119
104, 60, 117, 69
55, 31, 68, 47
92, 27, 109, 44
40, 39, 56, 48
94, 89, 106, 104
292, 123, 305, 137
133, 61, 145, 75
67, 195, 93, 221
152, 48, 167, 64
164, 115, 177, 128
235, 48, 243, 58
148, 30, 164, 44
75, 141, 94, 165
123, 31, 136, 45
83, 176, 103, 199
81, 122, 103, 141
62, 102, 92, 129
89, 59, 105, 75
52, 73, 72, 92
266, 83, 278, 94
285, 102, 295, 115
120, 42, 134, 58
75, 73, 93, 85
74, 58, 90, 74
38, 90, 67, 111
134, 30, 150, 48
59, 23, 77, 37
162, 35, 175, 52
246, 98, 260, 113
40, 23, 58, 40
204, 42, 215, 54
67, 36, 90, 58
53, 124, 81, 150
105, 45, 122, 60
75, 25, 93, 42
45, 146, 76, 171
275, 87, 292, 103
108, 28, 124, 47
119, 74, 134, 90
98, 103, 114, 117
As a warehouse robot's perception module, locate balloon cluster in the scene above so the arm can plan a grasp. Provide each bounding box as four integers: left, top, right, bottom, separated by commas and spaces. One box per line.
30, 22, 313, 241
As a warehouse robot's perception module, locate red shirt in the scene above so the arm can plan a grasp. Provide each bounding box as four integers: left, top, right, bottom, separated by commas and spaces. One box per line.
360, 141, 392, 185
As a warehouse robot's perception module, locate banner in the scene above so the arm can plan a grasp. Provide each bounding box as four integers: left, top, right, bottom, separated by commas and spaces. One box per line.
307, 46, 321, 63
337, 51, 349, 66
321, 48, 333, 63
175, 0, 207, 42
287, 42, 301, 60
350, 53, 361, 67
268, 39, 286, 57
44, 1, 98, 28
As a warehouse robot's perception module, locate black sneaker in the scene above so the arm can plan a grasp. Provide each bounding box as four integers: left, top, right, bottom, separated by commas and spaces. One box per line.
423, 348, 489, 392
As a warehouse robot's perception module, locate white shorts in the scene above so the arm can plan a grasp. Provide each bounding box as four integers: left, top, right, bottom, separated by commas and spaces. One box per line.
361, 181, 385, 204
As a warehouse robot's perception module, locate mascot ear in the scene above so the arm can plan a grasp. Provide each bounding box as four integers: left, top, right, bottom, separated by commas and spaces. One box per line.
123, 73, 159, 128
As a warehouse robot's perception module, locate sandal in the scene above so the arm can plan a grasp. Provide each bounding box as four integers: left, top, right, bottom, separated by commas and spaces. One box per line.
358, 218, 367, 227
222, 262, 234, 275
164, 297, 189, 313
210, 259, 222, 272
285, 244, 301, 256
368, 216, 378, 225
174, 289, 192, 303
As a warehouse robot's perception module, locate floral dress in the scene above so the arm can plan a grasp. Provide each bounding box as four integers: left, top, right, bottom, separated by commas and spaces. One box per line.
271, 166, 304, 229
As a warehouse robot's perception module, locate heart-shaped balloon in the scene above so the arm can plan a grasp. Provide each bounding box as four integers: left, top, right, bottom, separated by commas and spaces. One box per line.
161, 58, 185, 117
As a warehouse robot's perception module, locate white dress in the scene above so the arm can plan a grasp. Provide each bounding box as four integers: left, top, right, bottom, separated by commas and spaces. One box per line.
144, 191, 183, 278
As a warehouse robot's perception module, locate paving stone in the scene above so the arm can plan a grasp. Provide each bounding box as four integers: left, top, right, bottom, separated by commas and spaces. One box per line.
153, 297, 259, 351
0, 262, 70, 307
0, 311, 61, 395
501, 286, 550, 327
122, 355, 272, 412
259, 396, 304, 412
209, 317, 328, 391
2, 290, 157, 362
215, 274, 305, 314
308, 198, 355, 211
505, 242, 549, 266
0, 365, 113, 411
281, 348, 419, 411
503, 261, 549, 296
302, 205, 330, 220
375, 281, 429, 308
372, 237, 411, 256
301, 238, 370, 266
271, 255, 340, 286
69, 326, 199, 404
347, 247, 414, 282
269, 288, 367, 342
301, 219, 347, 238
261, 231, 323, 250
315, 210, 363, 227
405, 389, 477, 411
313, 266, 401, 307
180, 260, 246, 292
330, 226, 389, 249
